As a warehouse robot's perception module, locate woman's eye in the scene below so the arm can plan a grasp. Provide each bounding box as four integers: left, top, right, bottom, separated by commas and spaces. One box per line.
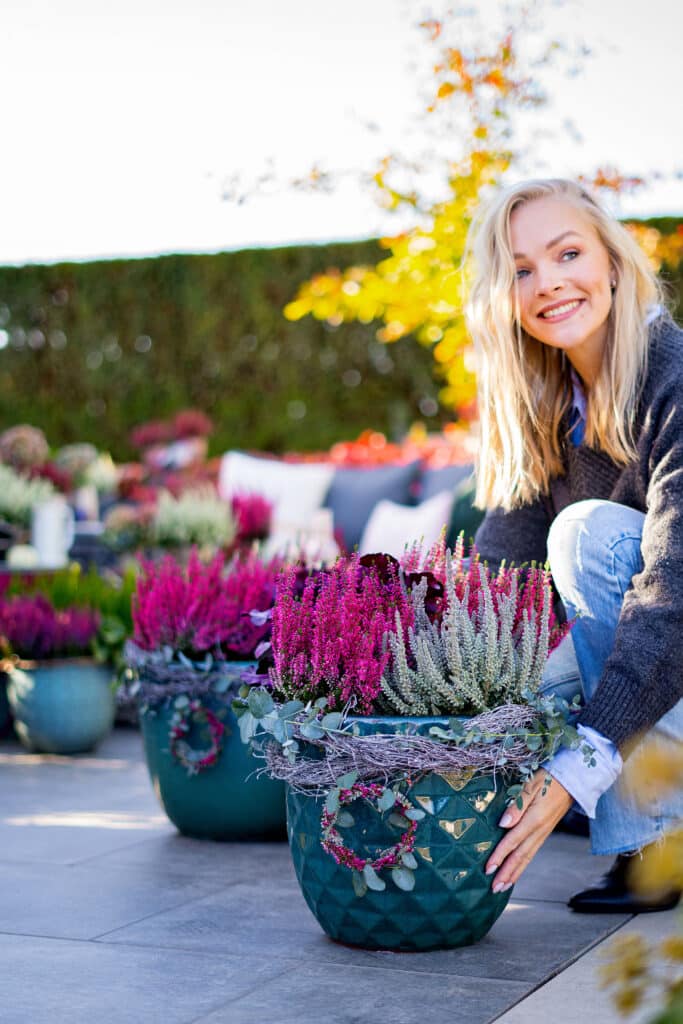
515, 267, 530, 280
561, 249, 579, 261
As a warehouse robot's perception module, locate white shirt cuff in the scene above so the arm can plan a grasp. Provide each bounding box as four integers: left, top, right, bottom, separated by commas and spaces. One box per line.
546, 724, 623, 819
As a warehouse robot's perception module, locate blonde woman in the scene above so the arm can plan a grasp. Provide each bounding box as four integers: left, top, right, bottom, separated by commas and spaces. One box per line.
467, 178, 682, 913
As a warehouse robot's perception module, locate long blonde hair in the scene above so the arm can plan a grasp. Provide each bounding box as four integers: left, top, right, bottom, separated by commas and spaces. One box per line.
465, 178, 663, 510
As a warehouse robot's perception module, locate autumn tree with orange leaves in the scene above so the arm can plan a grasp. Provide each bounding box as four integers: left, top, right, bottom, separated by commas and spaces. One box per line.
283, 10, 682, 420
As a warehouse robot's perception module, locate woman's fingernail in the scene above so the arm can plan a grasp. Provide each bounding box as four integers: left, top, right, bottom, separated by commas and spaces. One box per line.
499, 813, 513, 828
493, 881, 513, 894
485, 863, 498, 875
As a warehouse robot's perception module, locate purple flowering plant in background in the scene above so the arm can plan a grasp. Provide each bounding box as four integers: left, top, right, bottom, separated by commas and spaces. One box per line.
0, 594, 100, 660
132, 548, 282, 662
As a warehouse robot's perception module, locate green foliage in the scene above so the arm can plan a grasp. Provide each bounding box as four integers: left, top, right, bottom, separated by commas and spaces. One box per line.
0, 242, 440, 457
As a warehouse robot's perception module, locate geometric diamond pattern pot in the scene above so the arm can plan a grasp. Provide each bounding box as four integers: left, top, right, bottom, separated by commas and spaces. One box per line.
140, 663, 286, 841
287, 715, 514, 951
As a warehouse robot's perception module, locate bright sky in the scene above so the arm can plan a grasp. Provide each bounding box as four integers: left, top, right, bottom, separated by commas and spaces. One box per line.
2, 0, 681, 266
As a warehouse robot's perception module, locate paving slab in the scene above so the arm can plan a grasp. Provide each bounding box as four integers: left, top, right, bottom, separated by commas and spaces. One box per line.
0, 933, 295, 1024
191, 960, 530, 1024
98, 872, 629, 983
494, 908, 681, 1024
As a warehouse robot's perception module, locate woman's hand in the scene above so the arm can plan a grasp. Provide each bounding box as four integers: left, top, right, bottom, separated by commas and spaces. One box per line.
484, 770, 573, 892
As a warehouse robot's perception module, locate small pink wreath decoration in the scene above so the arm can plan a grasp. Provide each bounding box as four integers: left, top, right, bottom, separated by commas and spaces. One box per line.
320, 781, 417, 873
169, 698, 226, 775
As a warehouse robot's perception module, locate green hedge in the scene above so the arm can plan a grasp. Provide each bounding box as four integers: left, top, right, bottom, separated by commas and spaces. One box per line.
0, 222, 680, 461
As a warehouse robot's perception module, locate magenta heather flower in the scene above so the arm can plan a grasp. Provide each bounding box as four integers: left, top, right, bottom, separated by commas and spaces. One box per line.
131, 548, 282, 661
269, 555, 414, 714
0, 594, 100, 660
231, 492, 273, 543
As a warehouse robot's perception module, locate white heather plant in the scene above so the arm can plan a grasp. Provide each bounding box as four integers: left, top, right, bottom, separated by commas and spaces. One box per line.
378, 554, 558, 716
0, 463, 57, 527
150, 488, 236, 550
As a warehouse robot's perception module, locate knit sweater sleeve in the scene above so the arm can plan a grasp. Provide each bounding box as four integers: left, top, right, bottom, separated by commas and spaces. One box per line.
474, 498, 551, 571
578, 363, 683, 750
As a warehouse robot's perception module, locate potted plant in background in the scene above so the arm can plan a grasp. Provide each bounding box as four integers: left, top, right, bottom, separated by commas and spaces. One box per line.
126, 548, 285, 839
1, 593, 115, 753
234, 540, 585, 952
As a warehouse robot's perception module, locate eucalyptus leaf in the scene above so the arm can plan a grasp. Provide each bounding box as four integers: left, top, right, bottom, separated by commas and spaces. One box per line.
279, 700, 305, 718
401, 852, 418, 870
389, 812, 411, 829
321, 712, 343, 731
337, 811, 355, 828
325, 789, 340, 814
404, 808, 425, 821
300, 721, 325, 740
173, 695, 190, 710
336, 770, 358, 790
362, 864, 386, 891
247, 688, 274, 719
213, 677, 230, 694
238, 712, 258, 744
391, 866, 415, 892
351, 870, 368, 898
378, 789, 396, 812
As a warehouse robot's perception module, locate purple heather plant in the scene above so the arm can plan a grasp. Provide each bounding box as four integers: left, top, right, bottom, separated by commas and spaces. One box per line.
269, 555, 415, 714
0, 594, 100, 660
131, 548, 282, 661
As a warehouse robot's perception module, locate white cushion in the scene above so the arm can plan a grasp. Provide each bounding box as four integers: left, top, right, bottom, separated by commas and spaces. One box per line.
218, 451, 334, 529
358, 490, 454, 559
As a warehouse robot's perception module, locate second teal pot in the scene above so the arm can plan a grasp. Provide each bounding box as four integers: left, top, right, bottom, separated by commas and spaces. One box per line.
140, 668, 285, 840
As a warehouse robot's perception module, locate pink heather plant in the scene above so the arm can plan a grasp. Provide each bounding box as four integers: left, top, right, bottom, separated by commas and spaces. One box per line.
221, 551, 282, 658
0, 594, 100, 660
269, 555, 415, 714
132, 548, 281, 661
231, 493, 273, 544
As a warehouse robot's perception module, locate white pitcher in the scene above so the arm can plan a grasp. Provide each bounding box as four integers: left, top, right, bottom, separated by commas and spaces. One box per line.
31, 496, 75, 568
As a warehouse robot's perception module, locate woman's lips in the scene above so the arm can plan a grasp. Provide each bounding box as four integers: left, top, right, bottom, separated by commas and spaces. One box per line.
538, 299, 584, 323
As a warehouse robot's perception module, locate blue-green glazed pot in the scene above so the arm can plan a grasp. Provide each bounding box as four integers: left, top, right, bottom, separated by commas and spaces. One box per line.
0, 672, 11, 735
7, 659, 115, 754
287, 715, 513, 952
139, 662, 286, 841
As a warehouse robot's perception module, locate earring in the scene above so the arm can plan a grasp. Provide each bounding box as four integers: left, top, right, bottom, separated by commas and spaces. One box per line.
610, 279, 616, 293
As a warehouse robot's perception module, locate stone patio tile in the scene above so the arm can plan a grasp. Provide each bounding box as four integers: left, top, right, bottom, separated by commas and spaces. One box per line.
0, 860, 230, 941
192, 960, 530, 1024
79, 834, 294, 882
97, 873, 629, 984
511, 832, 617, 903
495, 908, 681, 1024
0, 933, 295, 1024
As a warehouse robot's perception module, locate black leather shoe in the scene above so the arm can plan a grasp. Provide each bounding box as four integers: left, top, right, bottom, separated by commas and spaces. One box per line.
568, 851, 681, 914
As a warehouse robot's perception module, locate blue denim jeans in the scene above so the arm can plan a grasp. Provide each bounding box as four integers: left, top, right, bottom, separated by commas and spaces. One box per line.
541, 499, 683, 855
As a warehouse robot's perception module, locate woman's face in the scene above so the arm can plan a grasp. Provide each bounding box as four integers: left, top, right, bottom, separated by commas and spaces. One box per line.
509, 196, 614, 382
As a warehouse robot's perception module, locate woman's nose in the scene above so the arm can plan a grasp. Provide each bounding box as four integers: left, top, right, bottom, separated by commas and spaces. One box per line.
535, 270, 564, 296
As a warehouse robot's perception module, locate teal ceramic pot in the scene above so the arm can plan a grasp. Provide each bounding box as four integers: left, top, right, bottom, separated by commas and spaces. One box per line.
7, 659, 115, 754
139, 662, 286, 841
0, 672, 11, 735
287, 715, 514, 952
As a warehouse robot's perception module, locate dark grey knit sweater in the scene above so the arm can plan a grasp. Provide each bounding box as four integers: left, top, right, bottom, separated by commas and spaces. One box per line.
475, 311, 683, 752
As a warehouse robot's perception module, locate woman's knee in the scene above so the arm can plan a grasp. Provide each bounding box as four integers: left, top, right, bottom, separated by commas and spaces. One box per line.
547, 499, 644, 598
